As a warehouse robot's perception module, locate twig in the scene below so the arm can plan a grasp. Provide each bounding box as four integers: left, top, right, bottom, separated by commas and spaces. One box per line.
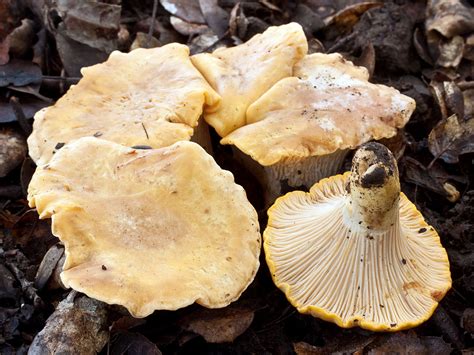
42, 75, 81, 85
9, 96, 32, 135
141, 122, 149, 140
147, 0, 159, 48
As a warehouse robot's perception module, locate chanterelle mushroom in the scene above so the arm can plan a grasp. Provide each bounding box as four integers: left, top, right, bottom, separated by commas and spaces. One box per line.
191, 22, 308, 137
222, 53, 415, 205
264, 142, 451, 331
28, 43, 221, 166
28, 137, 261, 318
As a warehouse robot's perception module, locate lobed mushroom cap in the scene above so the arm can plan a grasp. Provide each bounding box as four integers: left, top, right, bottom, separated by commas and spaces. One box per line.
28, 138, 261, 318
221, 53, 415, 166
191, 22, 308, 137
28, 43, 221, 166
264, 172, 451, 331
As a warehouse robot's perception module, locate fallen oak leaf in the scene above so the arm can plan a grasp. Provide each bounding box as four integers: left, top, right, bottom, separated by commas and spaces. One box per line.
402, 156, 467, 201
428, 114, 474, 164
180, 304, 255, 343
0, 97, 49, 123
160, 0, 205, 24
170, 16, 208, 36
109, 331, 162, 355
426, 0, 474, 38
367, 331, 452, 354
199, 0, 229, 38
0, 60, 41, 87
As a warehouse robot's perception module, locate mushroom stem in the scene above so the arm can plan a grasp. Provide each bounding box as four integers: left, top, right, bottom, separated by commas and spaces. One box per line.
232, 147, 348, 206
348, 142, 400, 231
191, 118, 213, 155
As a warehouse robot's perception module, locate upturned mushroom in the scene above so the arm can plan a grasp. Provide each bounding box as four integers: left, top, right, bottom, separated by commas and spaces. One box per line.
191, 22, 308, 137
28, 137, 261, 318
28, 43, 221, 166
222, 53, 415, 205
264, 142, 451, 331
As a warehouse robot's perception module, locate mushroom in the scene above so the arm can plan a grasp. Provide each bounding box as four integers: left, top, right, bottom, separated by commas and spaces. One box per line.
222, 53, 415, 205
27, 43, 221, 166
264, 142, 451, 331
28, 137, 261, 318
191, 22, 308, 137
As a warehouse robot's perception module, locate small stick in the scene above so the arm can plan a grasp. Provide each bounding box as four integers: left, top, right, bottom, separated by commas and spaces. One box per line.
147, 0, 159, 48
9, 97, 32, 136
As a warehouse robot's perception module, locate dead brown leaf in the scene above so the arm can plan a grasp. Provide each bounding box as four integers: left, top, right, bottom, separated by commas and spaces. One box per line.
0, 0, 22, 42
426, 0, 474, 38
379, 129, 406, 160
170, 16, 208, 36
34, 243, 64, 290
0, 97, 49, 123
461, 308, 474, 334
464, 34, 474, 61
293, 341, 324, 355
430, 80, 449, 119
324, 2, 382, 29
130, 32, 161, 50
428, 114, 474, 164
188, 29, 220, 54
367, 332, 451, 354
51, 0, 121, 53
229, 3, 248, 40
443, 81, 464, 119
110, 331, 162, 355
294, 332, 377, 355
0, 129, 26, 178
402, 156, 467, 201
307, 38, 325, 54
414, 27, 435, 65
437, 35, 465, 68
0, 60, 41, 87
11, 209, 58, 264
199, 0, 229, 38
160, 0, 205, 24
353, 42, 376, 79
463, 88, 474, 119
0, 37, 9, 65
259, 0, 282, 13
8, 19, 35, 57
180, 305, 255, 343
292, 4, 324, 37
55, 32, 109, 77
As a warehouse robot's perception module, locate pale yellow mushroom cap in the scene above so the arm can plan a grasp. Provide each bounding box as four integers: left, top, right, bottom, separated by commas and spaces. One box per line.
191, 22, 308, 137
28, 138, 261, 318
28, 43, 221, 166
222, 53, 415, 166
264, 143, 451, 331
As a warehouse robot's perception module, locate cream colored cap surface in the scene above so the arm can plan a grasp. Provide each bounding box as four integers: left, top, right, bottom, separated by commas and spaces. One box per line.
191, 23, 308, 137
28, 138, 261, 318
264, 173, 451, 331
222, 53, 415, 166
28, 43, 221, 166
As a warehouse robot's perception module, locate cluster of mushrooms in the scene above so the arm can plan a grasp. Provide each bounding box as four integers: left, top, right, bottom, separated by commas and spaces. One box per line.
26, 23, 451, 332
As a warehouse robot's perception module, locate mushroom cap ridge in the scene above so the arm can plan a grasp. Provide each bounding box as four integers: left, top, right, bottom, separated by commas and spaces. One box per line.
28, 43, 221, 166
264, 172, 451, 331
28, 138, 261, 318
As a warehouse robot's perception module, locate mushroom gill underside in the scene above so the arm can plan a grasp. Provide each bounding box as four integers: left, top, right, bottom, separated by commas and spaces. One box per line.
264, 173, 451, 331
